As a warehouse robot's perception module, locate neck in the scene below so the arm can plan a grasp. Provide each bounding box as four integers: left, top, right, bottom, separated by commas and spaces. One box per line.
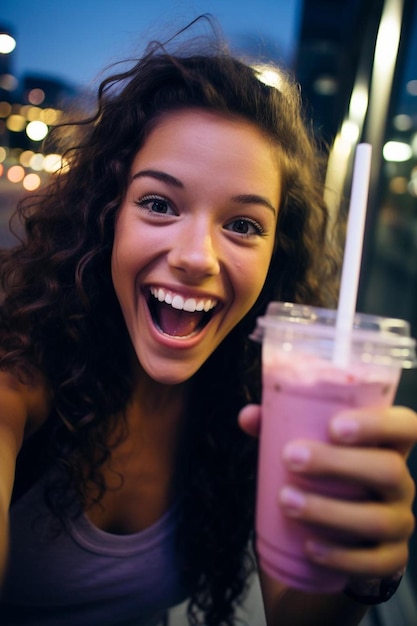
135, 357, 187, 403
126, 359, 188, 436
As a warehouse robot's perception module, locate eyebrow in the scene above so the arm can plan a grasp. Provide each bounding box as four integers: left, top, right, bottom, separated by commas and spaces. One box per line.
231, 194, 277, 217
131, 169, 277, 216
131, 169, 183, 188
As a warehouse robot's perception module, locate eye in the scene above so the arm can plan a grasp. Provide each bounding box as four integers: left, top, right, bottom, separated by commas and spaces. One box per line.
224, 218, 265, 237
136, 195, 176, 216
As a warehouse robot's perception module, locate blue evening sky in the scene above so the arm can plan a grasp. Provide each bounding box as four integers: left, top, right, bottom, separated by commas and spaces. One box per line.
1, 0, 301, 89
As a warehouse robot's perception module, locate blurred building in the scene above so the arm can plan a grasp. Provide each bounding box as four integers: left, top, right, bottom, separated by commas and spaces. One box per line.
295, 0, 417, 338
296, 1, 417, 612
296, 0, 417, 336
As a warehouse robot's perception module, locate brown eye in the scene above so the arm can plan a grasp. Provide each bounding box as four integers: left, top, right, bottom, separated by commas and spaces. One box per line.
136, 195, 176, 216
150, 199, 169, 214
225, 218, 264, 237
233, 220, 250, 233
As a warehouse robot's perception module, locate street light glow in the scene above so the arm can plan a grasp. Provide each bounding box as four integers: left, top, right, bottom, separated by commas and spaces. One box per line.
0, 33, 16, 54
26, 120, 48, 141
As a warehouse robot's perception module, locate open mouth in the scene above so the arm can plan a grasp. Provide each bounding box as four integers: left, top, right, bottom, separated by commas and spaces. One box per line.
147, 287, 218, 338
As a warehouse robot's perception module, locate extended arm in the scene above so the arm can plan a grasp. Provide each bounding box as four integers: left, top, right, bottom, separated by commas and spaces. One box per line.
0, 371, 49, 586
259, 570, 367, 626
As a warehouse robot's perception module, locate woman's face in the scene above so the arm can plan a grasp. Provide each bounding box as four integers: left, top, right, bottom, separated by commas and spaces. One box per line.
111, 109, 281, 385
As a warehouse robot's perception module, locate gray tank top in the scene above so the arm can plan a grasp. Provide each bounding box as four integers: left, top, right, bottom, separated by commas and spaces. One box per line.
1, 471, 187, 625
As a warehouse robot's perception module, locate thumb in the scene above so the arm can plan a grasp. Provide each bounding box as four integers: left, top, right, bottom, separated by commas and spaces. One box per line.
238, 404, 262, 438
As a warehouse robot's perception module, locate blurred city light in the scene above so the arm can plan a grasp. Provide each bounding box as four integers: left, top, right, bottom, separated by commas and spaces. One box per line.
313, 75, 338, 96
366, 0, 402, 152
412, 133, 417, 156
0, 74, 18, 91
0, 102, 12, 117
43, 153, 62, 173
341, 120, 360, 144
28, 88, 46, 105
383, 140, 413, 162
389, 176, 408, 194
0, 33, 16, 54
374, 0, 402, 72
6, 114, 25, 132
348, 84, 369, 124
29, 153, 45, 170
23, 172, 41, 191
26, 120, 48, 141
253, 65, 284, 90
7, 164, 25, 183
406, 79, 417, 96
19, 150, 35, 167
26, 106, 42, 121
393, 114, 413, 131
40, 108, 61, 124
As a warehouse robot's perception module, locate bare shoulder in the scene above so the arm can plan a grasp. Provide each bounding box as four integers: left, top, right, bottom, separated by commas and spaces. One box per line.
0, 369, 51, 448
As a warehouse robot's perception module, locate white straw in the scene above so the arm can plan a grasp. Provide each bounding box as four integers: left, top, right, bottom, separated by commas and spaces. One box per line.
333, 143, 372, 366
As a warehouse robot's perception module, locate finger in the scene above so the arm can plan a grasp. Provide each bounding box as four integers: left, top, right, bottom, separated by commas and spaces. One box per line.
305, 539, 409, 578
238, 404, 261, 438
330, 406, 417, 456
283, 440, 415, 502
279, 486, 416, 542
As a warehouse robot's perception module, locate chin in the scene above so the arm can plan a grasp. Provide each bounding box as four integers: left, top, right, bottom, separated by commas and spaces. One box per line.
138, 356, 202, 387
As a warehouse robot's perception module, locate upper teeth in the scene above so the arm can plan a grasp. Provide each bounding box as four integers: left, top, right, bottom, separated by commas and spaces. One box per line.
150, 287, 217, 313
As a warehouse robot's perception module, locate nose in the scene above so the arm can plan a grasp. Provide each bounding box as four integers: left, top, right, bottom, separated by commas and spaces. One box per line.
167, 220, 221, 279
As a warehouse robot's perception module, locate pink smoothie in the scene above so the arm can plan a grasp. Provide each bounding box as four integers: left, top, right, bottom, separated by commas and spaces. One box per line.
256, 349, 400, 592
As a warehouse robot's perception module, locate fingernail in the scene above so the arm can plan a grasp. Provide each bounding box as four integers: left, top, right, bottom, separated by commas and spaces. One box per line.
283, 442, 311, 470
331, 415, 359, 442
306, 540, 332, 563
279, 486, 306, 516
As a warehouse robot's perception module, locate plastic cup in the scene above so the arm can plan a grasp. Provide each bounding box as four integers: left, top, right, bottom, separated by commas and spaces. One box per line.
252, 301, 416, 593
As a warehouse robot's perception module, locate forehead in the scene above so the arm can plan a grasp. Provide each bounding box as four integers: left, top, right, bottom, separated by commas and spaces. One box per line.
131, 108, 282, 196
141, 107, 276, 151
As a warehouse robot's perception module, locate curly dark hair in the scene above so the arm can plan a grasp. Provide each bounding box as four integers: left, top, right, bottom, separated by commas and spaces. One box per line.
0, 19, 340, 626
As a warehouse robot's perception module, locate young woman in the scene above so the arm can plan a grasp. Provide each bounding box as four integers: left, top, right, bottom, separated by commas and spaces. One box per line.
0, 23, 416, 626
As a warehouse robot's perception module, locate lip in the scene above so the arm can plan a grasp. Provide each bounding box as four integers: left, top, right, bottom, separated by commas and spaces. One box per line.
141, 284, 224, 349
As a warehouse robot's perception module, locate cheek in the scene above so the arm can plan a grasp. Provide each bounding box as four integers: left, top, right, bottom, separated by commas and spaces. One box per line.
234, 257, 272, 313
111, 221, 145, 278
248, 245, 275, 290
111, 231, 139, 300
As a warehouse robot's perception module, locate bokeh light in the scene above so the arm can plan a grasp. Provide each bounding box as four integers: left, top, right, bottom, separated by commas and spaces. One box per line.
0, 102, 12, 118
26, 106, 42, 121
383, 141, 412, 162
389, 176, 408, 194
43, 154, 62, 173
28, 88, 46, 105
19, 150, 35, 167
23, 173, 41, 191
0, 74, 18, 91
406, 80, 417, 96
6, 114, 26, 132
40, 108, 61, 125
26, 120, 48, 141
253, 65, 284, 90
0, 33, 16, 54
392, 114, 413, 131
29, 153, 45, 170
7, 165, 25, 183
